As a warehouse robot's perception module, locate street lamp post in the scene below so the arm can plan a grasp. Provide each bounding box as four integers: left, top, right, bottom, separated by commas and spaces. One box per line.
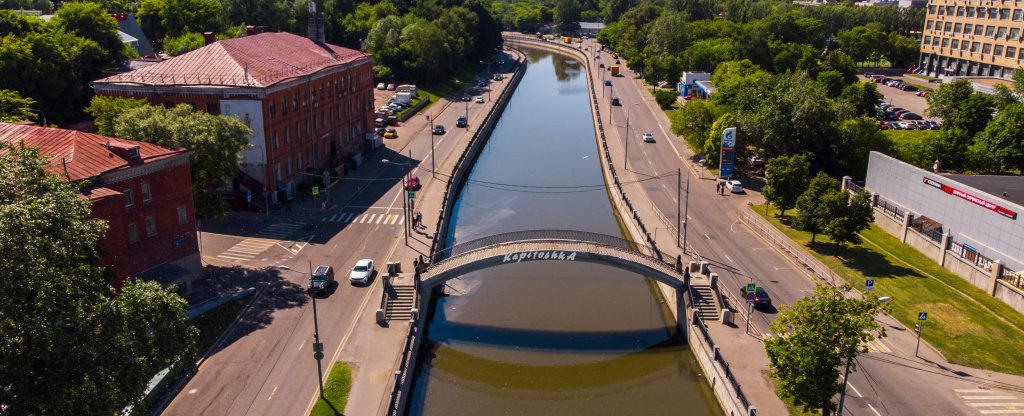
276, 264, 325, 397
383, 158, 411, 245
623, 102, 638, 170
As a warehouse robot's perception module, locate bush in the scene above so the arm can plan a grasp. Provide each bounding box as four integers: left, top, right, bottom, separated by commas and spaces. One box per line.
654, 89, 678, 109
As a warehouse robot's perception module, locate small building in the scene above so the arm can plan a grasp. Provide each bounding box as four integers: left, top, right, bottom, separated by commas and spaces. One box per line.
91, 31, 375, 206
578, 22, 606, 36
678, 72, 715, 98
112, 13, 154, 57
0, 123, 200, 290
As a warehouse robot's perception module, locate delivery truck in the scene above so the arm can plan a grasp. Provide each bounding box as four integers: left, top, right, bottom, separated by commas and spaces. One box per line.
610, 66, 620, 76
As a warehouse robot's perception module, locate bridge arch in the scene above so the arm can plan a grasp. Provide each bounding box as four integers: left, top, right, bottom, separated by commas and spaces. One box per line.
421, 230, 685, 290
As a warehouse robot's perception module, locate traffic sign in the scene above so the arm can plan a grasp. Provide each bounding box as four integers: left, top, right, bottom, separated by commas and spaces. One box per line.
865, 279, 875, 292
918, 312, 928, 321
314, 351, 324, 360
745, 282, 756, 293
312, 186, 320, 196
408, 191, 416, 199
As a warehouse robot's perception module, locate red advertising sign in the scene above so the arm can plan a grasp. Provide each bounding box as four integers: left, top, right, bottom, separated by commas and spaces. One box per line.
922, 177, 1018, 220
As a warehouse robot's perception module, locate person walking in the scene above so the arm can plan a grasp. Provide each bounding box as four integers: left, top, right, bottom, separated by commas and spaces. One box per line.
416, 211, 423, 228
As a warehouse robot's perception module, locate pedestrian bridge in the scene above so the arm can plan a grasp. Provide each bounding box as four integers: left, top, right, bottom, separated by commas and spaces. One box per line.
421, 230, 686, 290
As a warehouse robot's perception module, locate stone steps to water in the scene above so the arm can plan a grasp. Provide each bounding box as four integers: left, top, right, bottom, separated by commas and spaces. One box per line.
690, 284, 720, 321
384, 284, 416, 321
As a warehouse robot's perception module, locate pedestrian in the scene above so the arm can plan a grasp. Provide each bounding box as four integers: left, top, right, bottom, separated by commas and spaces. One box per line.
416, 211, 423, 228
321, 201, 326, 213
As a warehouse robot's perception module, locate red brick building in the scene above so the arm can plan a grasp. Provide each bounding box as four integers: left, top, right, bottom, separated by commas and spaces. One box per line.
0, 123, 199, 290
91, 31, 375, 205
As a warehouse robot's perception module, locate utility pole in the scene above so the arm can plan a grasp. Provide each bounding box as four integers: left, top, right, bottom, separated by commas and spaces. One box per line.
836, 353, 855, 416
677, 168, 681, 248
683, 171, 690, 252
429, 114, 435, 179
309, 261, 325, 398
624, 112, 630, 170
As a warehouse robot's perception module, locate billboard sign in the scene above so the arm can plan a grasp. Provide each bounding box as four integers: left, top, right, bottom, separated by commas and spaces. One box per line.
719, 127, 737, 178
922, 177, 1018, 220
220, 100, 267, 166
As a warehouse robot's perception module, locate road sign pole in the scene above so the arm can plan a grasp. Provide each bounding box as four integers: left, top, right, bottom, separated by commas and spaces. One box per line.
745, 301, 753, 335
309, 261, 325, 397
837, 353, 854, 416
915, 322, 923, 357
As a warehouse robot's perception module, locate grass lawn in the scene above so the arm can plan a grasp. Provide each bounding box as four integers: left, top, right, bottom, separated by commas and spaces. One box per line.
753, 204, 1024, 376
310, 362, 353, 416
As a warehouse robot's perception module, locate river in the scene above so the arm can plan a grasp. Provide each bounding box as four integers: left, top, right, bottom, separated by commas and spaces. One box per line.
406, 46, 721, 416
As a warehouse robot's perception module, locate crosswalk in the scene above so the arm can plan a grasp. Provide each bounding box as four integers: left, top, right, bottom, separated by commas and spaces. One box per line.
322, 211, 405, 225
216, 222, 305, 262
955, 388, 1024, 414
862, 338, 891, 354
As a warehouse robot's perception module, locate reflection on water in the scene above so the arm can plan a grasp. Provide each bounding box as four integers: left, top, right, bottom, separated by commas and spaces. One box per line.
408, 47, 721, 416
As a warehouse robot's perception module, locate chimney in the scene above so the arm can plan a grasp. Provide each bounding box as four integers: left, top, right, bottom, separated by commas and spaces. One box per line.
307, 2, 325, 44
203, 32, 216, 45
245, 25, 257, 36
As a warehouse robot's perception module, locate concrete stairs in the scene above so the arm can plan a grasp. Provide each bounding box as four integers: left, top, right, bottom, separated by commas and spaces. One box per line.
383, 283, 416, 322
690, 283, 721, 321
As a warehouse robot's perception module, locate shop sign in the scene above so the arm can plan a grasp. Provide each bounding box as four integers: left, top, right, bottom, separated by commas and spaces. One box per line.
923, 177, 1018, 220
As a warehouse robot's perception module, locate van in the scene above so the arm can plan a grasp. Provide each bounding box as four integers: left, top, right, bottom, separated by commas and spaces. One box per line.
396, 84, 417, 97
308, 265, 335, 296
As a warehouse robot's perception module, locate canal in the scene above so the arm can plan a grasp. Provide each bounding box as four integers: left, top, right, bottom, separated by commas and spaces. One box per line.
407, 46, 721, 415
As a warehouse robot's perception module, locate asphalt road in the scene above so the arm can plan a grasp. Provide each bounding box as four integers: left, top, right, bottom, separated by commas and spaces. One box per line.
585, 38, 1020, 416
162, 54, 517, 416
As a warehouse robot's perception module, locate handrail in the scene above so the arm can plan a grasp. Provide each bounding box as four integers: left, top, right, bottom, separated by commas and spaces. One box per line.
436, 229, 649, 259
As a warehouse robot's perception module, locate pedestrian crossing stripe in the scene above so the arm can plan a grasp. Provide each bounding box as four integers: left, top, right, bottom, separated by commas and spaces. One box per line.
254, 222, 304, 239
215, 223, 304, 262
321, 212, 404, 225
954, 389, 1024, 415
862, 339, 891, 354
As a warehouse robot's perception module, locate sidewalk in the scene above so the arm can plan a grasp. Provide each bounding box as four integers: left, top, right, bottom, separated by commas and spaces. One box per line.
333, 48, 527, 416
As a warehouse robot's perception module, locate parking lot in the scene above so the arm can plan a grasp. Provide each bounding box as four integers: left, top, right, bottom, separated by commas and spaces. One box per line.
859, 74, 939, 121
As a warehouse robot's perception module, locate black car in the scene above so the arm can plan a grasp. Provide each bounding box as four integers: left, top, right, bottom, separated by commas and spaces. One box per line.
456, 115, 468, 128
432, 124, 445, 135
739, 285, 772, 308
611, 97, 621, 106
604, 80, 612, 86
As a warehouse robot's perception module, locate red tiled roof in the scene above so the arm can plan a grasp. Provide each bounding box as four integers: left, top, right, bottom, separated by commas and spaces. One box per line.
0, 123, 187, 182
93, 32, 370, 89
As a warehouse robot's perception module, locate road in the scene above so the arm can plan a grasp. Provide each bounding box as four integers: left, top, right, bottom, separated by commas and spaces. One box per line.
162, 53, 518, 416
584, 38, 1024, 416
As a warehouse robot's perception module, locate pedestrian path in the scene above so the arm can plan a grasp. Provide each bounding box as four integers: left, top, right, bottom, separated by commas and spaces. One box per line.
321, 211, 405, 225
954, 388, 1024, 414
216, 222, 305, 262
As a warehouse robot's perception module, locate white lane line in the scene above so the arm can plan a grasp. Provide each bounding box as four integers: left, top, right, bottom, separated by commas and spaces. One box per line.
703, 233, 711, 240
867, 403, 882, 416
216, 254, 252, 261
957, 389, 996, 393
342, 213, 354, 222
969, 403, 1024, 407
979, 410, 1024, 415
367, 214, 378, 224
388, 215, 399, 224
725, 254, 734, 263
397, 216, 405, 224
267, 386, 277, 401
227, 247, 268, 254
848, 382, 863, 398
357, 214, 369, 223
297, 339, 306, 352
965, 396, 1019, 400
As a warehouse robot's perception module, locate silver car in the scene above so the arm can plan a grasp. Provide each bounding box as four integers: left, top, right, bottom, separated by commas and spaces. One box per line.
349, 259, 374, 285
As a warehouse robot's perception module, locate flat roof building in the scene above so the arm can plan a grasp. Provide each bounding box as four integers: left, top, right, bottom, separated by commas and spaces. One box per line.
919, 0, 1024, 80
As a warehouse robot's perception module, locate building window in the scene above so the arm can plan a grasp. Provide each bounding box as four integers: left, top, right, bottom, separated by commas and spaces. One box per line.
962, 40, 970, 51
983, 43, 992, 54
998, 26, 1007, 38
302, 91, 307, 108
985, 25, 995, 37
929, 5, 937, 14
177, 205, 188, 225
286, 158, 292, 176
141, 181, 152, 203
295, 122, 301, 140
274, 163, 281, 181
1007, 47, 1017, 58
951, 39, 959, 49
968, 6, 975, 17
957, 6, 964, 16
990, 8, 998, 19
312, 114, 317, 130
1012, 27, 1021, 39
281, 97, 288, 115
145, 215, 157, 237
284, 126, 290, 145
927, 20, 934, 30
298, 154, 303, 171
1001, 8, 1010, 20
123, 188, 134, 207
964, 24, 973, 34
932, 36, 940, 46
995, 45, 1004, 56
942, 38, 949, 48
128, 223, 139, 243
1015, 9, 1023, 21
946, 6, 954, 15
972, 41, 981, 53
293, 94, 298, 111
954, 23, 962, 33
273, 131, 279, 150
975, 25, 984, 35
944, 22, 953, 32
269, 101, 276, 119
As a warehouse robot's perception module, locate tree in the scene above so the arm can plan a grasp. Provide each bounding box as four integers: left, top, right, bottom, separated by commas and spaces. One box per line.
554, 0, 580, 33
766, 284, 887, 416
838, 81, 882, 117
51, 1, 130, 66
163, 31, 205, 55
112, 104, 250, 217
820, 190, 873, 254
884, 129, 939, 169
84, 95, 148, 135
975, 102, 1024, 173
654, 89, 677, 109
0, 88, 36, 123
795, 172, 839, 242
990, 84, 1019, 112
763, 153, 810, 217
669, 98, 716, 152
0, 143, 195, 414
925, 78, 974, 120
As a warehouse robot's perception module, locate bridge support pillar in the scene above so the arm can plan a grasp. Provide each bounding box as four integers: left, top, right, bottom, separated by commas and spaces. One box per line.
676, 285, 688, 343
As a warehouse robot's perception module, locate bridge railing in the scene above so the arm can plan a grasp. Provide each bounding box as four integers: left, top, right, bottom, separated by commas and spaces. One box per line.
435, 229, 653, 260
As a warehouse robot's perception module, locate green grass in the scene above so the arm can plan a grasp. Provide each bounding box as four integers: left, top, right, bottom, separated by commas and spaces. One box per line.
754, 204, 1024, 376
310, 362, 353, 416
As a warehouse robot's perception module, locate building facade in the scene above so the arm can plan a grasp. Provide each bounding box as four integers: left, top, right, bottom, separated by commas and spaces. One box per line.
919, 0, 1024, 79
91, 31, 375, 205
0, 123, 199, 290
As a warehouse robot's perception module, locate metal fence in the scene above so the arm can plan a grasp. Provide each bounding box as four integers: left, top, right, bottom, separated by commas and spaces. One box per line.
948, 239, 994, 271
436, 229, 642, 259
908, 216, 944, 243
741, 211, 843, 287
874, 195, 905, 221
1000, 266, 1024, 290
692, 313, 751, 410
846, 181, 865, 195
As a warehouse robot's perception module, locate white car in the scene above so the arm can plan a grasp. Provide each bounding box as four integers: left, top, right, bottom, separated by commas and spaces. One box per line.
475, 96, 484, 103
349, 259, 374, 284
376, 82, 386, 90
642, 132, 655, 143
727, 180, 743, 193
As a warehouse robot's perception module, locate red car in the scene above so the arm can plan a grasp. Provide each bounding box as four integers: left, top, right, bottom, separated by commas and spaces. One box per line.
404, 175, 421, 191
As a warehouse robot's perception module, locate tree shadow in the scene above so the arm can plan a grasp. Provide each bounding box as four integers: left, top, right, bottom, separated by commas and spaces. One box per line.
317, 396, 344, 415
204, 267, 309, 357
804, 241, 919, 279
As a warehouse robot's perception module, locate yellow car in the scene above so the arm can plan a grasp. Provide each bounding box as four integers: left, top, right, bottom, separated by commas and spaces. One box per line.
383, 130, 397, 139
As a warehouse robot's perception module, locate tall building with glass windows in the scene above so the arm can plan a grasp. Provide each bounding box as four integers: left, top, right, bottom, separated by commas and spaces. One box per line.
919, 0, 1024, 79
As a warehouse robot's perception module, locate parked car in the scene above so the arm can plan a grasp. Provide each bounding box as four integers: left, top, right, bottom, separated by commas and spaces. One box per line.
384, 128, 397, 139
478, 80, 487, 87
404, 175, 421, 191
739, 284, 772, 308
462, 95, 470, 102
492, 73, 503, 81
308, 265, 335, 296
456, 115, 468, 128
386, 83, 396, 90
432, 124, 445, 135
349, 259, 374, 285
375, 127, 386, 136
727, 180, 743, 193
376, 82, 386, 90
642, 132, 655, 143
475, 96, 484, 103
604, 80, 612, 86
387, 103, 402, 112
750, 155, 765, 167
902, 112, 922, 120
611, 97, 621, 106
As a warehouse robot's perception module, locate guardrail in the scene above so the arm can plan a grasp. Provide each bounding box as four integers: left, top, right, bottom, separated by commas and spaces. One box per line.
740, 210, 842, 287
690, 311, 754, 415
436, 229, 644, 258
386, 308, 421, 416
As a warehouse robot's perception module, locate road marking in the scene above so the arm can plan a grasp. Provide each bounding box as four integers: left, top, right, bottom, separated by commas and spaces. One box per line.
267, 386, 277, 401
367, 213, 378, 224
847, 381, 863, 398
957, 389, 996, 393
867, 403, 882, 416
979, 410, 1024, 415
724, 254, 734, 263
297, 339, 306, 352
970, 403, 1024, 407
703, 233, 711, 240
964, 396, 1019, 400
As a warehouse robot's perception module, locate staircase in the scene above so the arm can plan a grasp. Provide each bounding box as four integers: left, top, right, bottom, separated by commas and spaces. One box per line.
383, 282, 416, 322
690, 283, 721, 321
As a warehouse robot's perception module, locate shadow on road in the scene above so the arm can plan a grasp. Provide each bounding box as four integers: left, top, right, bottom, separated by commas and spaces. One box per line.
205, 267, 309, 357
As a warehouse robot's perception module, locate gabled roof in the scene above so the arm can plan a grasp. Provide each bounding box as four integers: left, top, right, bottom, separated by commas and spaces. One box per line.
92, 32, 371, 89
0, 123, 187, 182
